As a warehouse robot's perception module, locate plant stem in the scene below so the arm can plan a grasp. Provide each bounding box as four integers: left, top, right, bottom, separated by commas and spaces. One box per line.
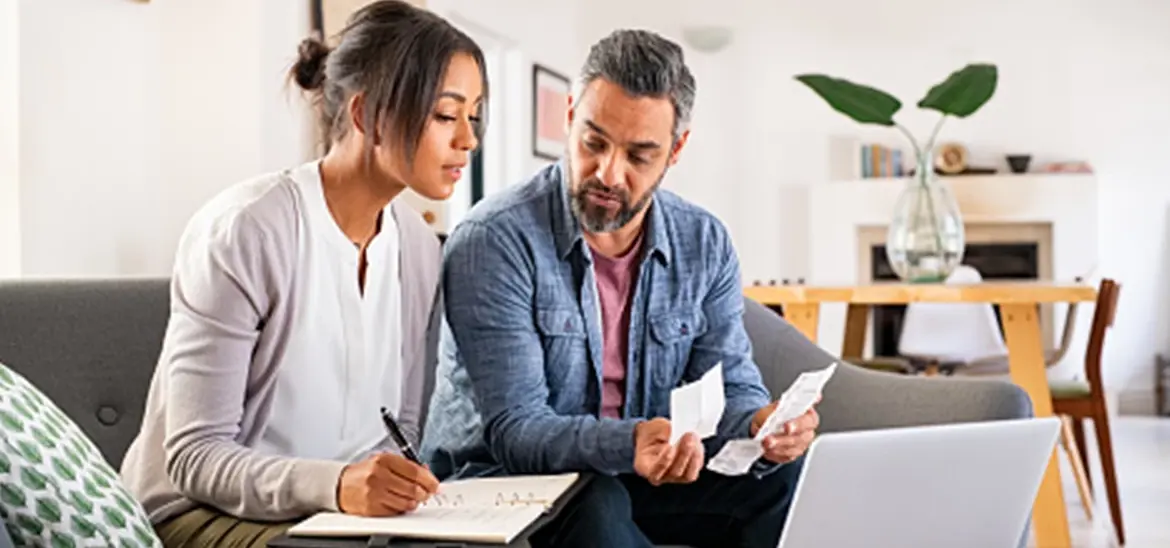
925, 114, 948, 153
896, 119, 950, 278
908, 134, 946, 265
921, 169, 946, 260
894, 123, 921, 158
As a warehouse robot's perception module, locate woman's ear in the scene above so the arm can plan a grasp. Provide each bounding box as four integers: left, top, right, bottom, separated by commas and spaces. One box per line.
348, 92, 379, 145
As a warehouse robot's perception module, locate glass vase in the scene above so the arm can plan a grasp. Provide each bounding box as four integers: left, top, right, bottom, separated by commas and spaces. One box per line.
885, 154, 965, 283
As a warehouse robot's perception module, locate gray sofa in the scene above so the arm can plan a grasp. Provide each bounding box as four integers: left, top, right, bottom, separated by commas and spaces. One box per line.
0, 278, 1032, 546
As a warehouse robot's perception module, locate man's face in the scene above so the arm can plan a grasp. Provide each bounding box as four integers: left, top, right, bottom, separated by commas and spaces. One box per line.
565, 78, 689, 233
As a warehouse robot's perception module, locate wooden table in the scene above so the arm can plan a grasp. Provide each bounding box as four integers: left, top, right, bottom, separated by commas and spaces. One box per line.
745, 282, 1098, 548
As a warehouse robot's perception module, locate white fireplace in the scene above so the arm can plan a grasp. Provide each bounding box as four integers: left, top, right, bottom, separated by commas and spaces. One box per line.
805, 172, 1099, 381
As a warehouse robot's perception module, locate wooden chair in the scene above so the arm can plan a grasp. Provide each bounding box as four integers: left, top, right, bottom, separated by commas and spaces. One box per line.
1051, 278, 1124, 546
853, 265, 1081, 377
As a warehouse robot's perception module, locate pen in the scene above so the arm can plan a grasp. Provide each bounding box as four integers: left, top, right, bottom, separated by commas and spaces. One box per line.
380, 406, 421, 464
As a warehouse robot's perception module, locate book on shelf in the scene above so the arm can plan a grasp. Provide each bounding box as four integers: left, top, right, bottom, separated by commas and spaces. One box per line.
860, 144, 906, 179
285, 473, 582, 545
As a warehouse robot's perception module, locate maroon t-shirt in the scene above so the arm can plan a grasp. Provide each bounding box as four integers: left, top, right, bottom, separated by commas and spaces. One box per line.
590, 235, 644, 419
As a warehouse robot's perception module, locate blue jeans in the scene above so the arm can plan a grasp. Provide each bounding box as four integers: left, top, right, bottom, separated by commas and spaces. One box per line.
530, 456, 804, 548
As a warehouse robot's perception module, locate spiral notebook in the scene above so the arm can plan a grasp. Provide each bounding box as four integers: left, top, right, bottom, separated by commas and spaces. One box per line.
286, 473, 581, 545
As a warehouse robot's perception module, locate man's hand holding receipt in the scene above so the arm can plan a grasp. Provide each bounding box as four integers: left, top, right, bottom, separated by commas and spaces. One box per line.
662, 362, 836, 478
708, 362, 837, 476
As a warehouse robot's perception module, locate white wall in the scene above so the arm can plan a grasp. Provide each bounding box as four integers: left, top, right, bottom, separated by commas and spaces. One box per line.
19, 0, 163, 277
8, 0, 584, 277
0, 0, 19, 278
12, 0, 311, 278
579, 0, 1170, 412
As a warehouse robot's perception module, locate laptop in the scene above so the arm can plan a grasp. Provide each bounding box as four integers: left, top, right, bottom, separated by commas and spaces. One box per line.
776, 417, 1061, 548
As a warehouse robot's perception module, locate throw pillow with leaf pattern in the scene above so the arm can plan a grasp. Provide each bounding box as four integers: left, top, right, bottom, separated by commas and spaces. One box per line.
0, 362, 161, 547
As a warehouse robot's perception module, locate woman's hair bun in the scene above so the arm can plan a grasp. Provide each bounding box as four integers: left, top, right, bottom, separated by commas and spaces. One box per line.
292, 36, 330, 91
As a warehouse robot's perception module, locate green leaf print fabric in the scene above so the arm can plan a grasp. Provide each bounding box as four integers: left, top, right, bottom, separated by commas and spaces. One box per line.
0, 363, 161, 547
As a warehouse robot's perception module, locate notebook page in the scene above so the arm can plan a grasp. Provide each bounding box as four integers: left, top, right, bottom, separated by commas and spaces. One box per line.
287, 505, 545, 544
423, 472, 579, 510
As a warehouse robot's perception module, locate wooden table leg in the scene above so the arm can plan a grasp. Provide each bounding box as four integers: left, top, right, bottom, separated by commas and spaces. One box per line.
783, 303, 820, 343
841, 304, 869, 360
1001, 303, 1072, 548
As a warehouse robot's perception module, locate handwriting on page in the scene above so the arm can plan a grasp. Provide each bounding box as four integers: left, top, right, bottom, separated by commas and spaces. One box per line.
420, 472, 579, 510
669, 362, 726, 445
707, 362, 837, 476
424, 492, 545, 508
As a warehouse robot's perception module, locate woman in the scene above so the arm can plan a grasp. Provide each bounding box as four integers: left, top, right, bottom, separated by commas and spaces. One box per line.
118, 2, 487, 545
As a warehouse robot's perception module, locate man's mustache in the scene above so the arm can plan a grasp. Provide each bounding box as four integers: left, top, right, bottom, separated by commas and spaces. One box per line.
580, 180, 627, 202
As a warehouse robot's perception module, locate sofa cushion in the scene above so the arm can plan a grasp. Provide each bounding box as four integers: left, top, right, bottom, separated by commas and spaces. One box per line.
0, 363, 160, 547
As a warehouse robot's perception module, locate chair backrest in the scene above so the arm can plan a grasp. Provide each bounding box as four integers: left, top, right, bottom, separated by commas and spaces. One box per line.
1084, 278, 1121, 394
897, 265, 1008, 363
740, 298, 1033, 434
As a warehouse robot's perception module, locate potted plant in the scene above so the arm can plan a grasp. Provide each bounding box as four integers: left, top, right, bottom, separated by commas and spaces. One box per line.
795, 64, 998, 282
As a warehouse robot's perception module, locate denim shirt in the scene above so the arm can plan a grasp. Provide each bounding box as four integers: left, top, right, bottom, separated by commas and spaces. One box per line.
420, 162, 773, 479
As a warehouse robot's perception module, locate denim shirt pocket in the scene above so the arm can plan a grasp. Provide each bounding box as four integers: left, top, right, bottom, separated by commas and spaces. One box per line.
647, 308, 708, 392
535, 307, 591, 410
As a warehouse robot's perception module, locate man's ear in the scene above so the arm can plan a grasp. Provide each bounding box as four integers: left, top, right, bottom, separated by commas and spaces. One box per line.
668, 129, 690, 166
564, 94, 576, 136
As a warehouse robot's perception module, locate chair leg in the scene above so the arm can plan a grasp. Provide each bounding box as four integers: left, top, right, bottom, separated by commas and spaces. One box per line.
1070, 417, 1092, 493
1092, 412, 1126, 545
1059, 415, 1093, 521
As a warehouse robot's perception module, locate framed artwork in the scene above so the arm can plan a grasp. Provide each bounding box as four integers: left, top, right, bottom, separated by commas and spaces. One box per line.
532, 64, 570, 160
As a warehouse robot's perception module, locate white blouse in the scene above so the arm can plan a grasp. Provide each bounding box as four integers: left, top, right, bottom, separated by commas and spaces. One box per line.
253, 161, 403, 462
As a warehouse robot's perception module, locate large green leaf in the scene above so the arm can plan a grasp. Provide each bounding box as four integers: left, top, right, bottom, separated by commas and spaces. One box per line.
794, 74, 902, 126
917, 63, 998, 117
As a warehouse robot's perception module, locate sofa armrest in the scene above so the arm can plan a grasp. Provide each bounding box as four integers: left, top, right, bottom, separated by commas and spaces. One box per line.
742, 300, 1033, 433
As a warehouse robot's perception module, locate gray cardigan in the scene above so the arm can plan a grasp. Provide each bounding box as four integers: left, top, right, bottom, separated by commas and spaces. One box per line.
119, 167, 442, 525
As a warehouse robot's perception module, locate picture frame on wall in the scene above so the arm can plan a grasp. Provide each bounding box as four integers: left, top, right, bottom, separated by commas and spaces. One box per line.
532, 64, 570, 161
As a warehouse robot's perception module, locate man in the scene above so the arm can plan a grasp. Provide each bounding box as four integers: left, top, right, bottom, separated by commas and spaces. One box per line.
421, 29, 819, 548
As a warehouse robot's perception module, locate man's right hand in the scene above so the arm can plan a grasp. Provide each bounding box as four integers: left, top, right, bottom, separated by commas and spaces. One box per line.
336, 453, 440, 516
633, 418, 704, 486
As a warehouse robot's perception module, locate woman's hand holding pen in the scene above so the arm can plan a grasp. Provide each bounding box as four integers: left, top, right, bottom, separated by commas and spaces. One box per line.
336, 453, 440, 516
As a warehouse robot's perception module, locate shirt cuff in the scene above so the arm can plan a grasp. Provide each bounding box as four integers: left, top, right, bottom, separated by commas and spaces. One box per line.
597, 419, 639, 475
295, 459, 349, 513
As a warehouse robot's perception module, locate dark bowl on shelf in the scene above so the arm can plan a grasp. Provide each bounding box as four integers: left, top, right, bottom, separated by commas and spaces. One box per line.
1006, 154, 1032, 174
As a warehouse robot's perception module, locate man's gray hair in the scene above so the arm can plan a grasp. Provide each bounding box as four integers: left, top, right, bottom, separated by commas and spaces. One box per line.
575, 29, 696, 142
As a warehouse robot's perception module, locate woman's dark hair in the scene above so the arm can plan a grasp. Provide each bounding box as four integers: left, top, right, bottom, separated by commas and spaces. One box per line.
290, 0, 487, 163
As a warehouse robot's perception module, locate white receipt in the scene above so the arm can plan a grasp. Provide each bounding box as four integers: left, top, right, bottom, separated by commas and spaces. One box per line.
668, 362, 726, 445
707, 362, 838, 475
706, 439, 764, 476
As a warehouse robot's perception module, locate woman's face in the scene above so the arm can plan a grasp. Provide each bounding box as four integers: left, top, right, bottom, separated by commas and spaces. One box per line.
373, 52, 484, 201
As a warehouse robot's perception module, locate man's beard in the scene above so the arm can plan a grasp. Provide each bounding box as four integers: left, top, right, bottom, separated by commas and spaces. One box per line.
568, 161, 667, 234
